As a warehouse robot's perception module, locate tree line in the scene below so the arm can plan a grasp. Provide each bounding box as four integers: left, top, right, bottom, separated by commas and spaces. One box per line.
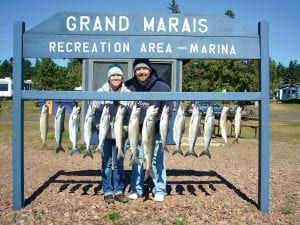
0, 58, 82, 91
0, 57, 299, 97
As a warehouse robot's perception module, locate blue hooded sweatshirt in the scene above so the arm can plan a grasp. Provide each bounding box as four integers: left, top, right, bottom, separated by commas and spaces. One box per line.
125, 69, 174, 131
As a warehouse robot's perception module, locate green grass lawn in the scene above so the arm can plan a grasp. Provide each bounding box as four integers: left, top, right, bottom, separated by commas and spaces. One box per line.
1, 100, 300, 145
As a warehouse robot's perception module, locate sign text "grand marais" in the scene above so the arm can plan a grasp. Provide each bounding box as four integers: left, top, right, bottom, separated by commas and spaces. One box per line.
24, 13, 260, 59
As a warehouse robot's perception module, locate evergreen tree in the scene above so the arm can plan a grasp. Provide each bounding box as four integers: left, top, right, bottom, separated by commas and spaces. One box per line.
0, 58, 13, 78
225, 10, 235, 19
67, 59, 82, 89
32, 58, 68, 90
168, 0, 180, 13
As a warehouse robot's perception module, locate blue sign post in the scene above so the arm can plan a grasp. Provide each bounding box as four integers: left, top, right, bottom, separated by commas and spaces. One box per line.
13, 12, 269, 212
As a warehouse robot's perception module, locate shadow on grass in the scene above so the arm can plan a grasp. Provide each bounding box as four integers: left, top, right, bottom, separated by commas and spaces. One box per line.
25, 169, 257, 208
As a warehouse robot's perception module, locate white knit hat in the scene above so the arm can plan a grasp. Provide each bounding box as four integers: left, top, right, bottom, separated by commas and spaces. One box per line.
107, 64, 124, 78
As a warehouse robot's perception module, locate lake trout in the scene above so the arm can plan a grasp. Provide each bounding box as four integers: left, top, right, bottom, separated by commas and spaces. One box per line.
54, 105, 65, 153
172, 105, 185, 155
39, 104, 48, 149
95, 105, 110, 155
185, 105, 201, 157
69, 104, 81, 155
233, 106, 242, 143
128, 104, 141, 165
199, 106, 214, 159
83, 105, 95, 158
159, 105, 170, 152
114, 105, 126, 160
142, 105, 159, 180
220, 106, 229, 146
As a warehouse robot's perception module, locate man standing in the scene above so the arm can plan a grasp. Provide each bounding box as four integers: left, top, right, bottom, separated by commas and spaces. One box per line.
125, 59, 173, 202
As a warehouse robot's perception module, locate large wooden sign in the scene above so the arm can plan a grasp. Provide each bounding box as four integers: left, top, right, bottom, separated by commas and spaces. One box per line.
23, 12, 259, 59
13, 12, 269, 213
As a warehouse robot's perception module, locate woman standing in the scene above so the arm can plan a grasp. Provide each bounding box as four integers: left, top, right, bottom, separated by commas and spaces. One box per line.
92, 64, 131, 204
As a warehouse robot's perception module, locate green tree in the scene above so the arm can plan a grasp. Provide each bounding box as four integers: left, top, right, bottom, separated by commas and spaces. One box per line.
168, 0, 180, 13
66, 59, 82, 89
287, 60, 300, 83
182, 59, 258, 92
23, 59, 35, 81
225, 10, 235, 19
32, 58, 68, 90
0, 58, 13, 78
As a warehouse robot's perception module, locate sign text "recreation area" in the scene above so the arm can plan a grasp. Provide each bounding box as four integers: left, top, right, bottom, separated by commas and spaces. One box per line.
47, 15, 237, 56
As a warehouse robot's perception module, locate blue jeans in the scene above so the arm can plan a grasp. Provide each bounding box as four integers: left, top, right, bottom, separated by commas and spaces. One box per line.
130, 135, 167, 197
101, 138, 125, 196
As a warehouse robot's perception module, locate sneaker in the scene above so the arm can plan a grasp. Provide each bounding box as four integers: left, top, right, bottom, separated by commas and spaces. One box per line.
114, 194, 129, 203
128, 193, 138, 200
154, 194, 164, 202
104, 194, 114, 204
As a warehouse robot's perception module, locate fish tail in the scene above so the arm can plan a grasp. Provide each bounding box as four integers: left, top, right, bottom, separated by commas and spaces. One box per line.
56, 145, 65, 153
95, 145, 104, 156
83, 150, 93, 159
233, 138, 239, 144
199, 150, 211, 159
224, 142, 230, 148
162, 145, 169, 153
144, 167, 155, 181
185, 150, 198, 158
41, 142, 48, 150
117, 149, 125, 160
70, 147, 80, 156
130, 157, 141, 166
172, 148, 184, 156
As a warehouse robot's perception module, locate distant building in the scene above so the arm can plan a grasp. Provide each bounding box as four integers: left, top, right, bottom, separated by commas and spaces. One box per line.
0, 77, 33, 99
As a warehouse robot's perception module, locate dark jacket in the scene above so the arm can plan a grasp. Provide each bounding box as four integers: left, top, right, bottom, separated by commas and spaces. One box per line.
125, 71, 174, 131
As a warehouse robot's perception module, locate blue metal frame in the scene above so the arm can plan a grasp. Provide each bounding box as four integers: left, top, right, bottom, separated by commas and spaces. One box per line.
12, 13, 269, 212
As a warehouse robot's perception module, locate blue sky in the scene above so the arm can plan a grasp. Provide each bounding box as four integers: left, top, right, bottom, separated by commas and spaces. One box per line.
0, 0, 299, 66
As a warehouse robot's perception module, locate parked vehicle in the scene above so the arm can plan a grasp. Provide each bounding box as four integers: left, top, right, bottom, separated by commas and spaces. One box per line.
0, 77, 33, 99
185, 101, 235, 116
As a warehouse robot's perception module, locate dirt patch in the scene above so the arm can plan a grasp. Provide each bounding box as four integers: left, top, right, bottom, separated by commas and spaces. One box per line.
1, 138, 299, 225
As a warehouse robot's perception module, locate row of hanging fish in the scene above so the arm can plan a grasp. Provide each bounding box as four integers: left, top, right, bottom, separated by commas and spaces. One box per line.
39, 103, 243, 164
172, 105, 243, 159
39, 103, 128, 160
39, 104, 82, 154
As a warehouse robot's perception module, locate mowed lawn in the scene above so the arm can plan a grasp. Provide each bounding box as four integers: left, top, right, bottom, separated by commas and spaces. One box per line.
0, 100, 300, 145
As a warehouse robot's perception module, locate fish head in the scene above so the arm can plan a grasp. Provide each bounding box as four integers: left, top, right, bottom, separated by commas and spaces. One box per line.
206, 106, 214, 115
162, 105, 170, 114
75, 107, 81, 115
132, 104, 141, 115
177, 105, 185, 116
222, 106, 229, 113
42, 104, 48, 113
87, 105, 95, 117
117, 105, 126, 115
102, 105, 110, 114
146, 105, 159, 117
192, 105, 199, 114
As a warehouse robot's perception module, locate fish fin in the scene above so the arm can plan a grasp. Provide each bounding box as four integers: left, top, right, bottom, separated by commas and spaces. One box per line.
184, 150, 198, 158
83, 150, 93, 159
172, 148, 184, 156
199, 150, 211, 159
56, 146, 65, 153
